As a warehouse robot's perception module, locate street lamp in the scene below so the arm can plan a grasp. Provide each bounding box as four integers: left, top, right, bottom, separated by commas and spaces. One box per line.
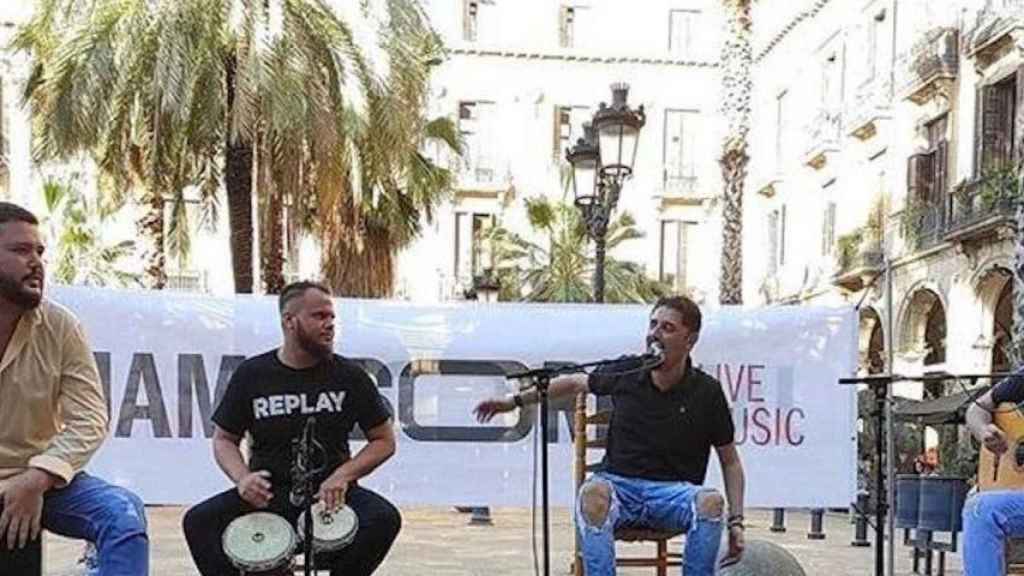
565, 83, 645, 302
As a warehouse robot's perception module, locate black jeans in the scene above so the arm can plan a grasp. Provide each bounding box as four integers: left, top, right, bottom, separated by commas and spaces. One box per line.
183, 485, 401, 576
0, 502, 42, 576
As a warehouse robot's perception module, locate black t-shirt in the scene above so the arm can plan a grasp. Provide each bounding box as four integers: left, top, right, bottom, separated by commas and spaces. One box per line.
588, 356, 735, 484
991, 370, 1024, 405
213, 351, 391, 487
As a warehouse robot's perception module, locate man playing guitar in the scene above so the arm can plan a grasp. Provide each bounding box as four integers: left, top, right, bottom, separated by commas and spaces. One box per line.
964, 373, 1024, 576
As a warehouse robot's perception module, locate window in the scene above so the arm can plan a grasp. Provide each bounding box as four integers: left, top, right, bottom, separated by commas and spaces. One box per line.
659, 220, 695, 291
780, 204, 787, 267
463, 0, 496, 42
669, 10, 700, 58
458, 101, 496, 182
552, 105, 590, 160
560, 5, 593, 49
821, 52, 839, 107
977, 74, 1017, 174
454, 212, 495, 282
821, 201, 836, 256
768, 205, 787, 274
775, 91, 787, 169
865, 9, 886, 82
559, 6, 574, 48
463, 0, 478, 41
907, 114, 949, 207
663, 109, 700, 193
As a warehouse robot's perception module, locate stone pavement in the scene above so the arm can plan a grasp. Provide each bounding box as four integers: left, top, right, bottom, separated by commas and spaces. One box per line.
42, 507, 962, 575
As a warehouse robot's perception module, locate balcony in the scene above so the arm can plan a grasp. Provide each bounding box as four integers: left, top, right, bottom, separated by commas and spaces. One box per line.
967, 0, 1024, 69
845, 79, 892, 141
900, 27, 959, 105
944, 175, 1018, 246
899, 202, 947, 254
802, 108, 842, 170
832, 229, 885, 292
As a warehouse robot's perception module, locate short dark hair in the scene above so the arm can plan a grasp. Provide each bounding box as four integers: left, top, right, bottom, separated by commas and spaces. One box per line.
652, 295, 702, 334
278, 280, 331, 312
0, 202, 38, 228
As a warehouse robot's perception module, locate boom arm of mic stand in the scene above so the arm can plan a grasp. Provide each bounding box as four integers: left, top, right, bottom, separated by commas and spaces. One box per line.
508, 354, 658, 388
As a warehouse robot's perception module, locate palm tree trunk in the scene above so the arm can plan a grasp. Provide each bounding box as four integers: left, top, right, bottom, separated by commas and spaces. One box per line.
225, 56, 254, 294
139, 191, 166, 289
262, 189, 285, 294
323, 224, 395, 298
718, 0, 753, 306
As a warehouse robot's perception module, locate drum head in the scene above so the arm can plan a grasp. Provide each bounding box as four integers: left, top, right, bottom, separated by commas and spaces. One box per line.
223, 512, 296, 571
299, 502, 359, 551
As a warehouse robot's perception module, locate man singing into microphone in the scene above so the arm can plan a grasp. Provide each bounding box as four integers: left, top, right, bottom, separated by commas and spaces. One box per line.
473, 295, 745, 576
182, 281, 400, 575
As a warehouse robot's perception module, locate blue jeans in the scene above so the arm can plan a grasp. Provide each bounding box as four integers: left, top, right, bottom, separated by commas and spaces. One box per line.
963, 490, 1024, 576
44, 472, 149, 575
576, 472, 723, 576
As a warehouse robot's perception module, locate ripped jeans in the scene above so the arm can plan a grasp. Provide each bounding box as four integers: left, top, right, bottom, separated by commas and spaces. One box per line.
43, 472, 148, 575
962, 490, 1024, 576
576, 472, 723, 576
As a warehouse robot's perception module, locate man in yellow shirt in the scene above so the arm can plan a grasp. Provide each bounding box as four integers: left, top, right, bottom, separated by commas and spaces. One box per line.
0, 202, 148, 574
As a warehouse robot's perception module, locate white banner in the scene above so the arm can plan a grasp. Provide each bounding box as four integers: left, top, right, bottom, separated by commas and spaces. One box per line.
51, 286, 858, 508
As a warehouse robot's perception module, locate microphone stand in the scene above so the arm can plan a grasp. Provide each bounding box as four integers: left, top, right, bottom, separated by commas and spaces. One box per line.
508, 352, 662, 576
299, 417, 317, 576
838, 371, 1009, 576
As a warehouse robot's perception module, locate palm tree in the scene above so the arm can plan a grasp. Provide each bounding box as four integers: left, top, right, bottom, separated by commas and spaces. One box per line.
39, 179, 141, 288
486, 196, 668, 303
719, 0, 753, 305
318, 9, 459, 298
16, 0, 438, 294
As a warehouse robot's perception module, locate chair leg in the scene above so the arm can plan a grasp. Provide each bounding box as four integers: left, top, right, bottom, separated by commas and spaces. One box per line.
657, 539, 668, 576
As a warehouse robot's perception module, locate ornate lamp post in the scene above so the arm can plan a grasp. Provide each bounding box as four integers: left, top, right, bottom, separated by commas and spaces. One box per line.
565, 83, 645, 302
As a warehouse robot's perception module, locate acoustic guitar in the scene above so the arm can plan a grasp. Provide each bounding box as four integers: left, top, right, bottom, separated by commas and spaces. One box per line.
978, 403, 1024, 491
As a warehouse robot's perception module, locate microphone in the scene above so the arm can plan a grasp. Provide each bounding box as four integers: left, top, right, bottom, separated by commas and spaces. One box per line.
644, 341, 665, 369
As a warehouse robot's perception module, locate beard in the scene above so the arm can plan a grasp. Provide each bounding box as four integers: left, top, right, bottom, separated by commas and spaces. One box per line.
295, 323, 333, 359
0, 272, 42, 309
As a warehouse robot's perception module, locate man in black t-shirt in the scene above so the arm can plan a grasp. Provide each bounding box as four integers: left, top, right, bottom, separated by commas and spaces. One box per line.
473, 295, 746, 576
962, 372, 1024, 575
183, 281, 400, 576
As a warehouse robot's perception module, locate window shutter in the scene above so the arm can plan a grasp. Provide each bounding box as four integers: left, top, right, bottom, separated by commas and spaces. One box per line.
975, 85, 985, 177
907, 153, 934, 204
935, 140, 949, 221
981, 84, 1005, 171
996, 81, 1014, 167
1017, 67, 1024, 165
